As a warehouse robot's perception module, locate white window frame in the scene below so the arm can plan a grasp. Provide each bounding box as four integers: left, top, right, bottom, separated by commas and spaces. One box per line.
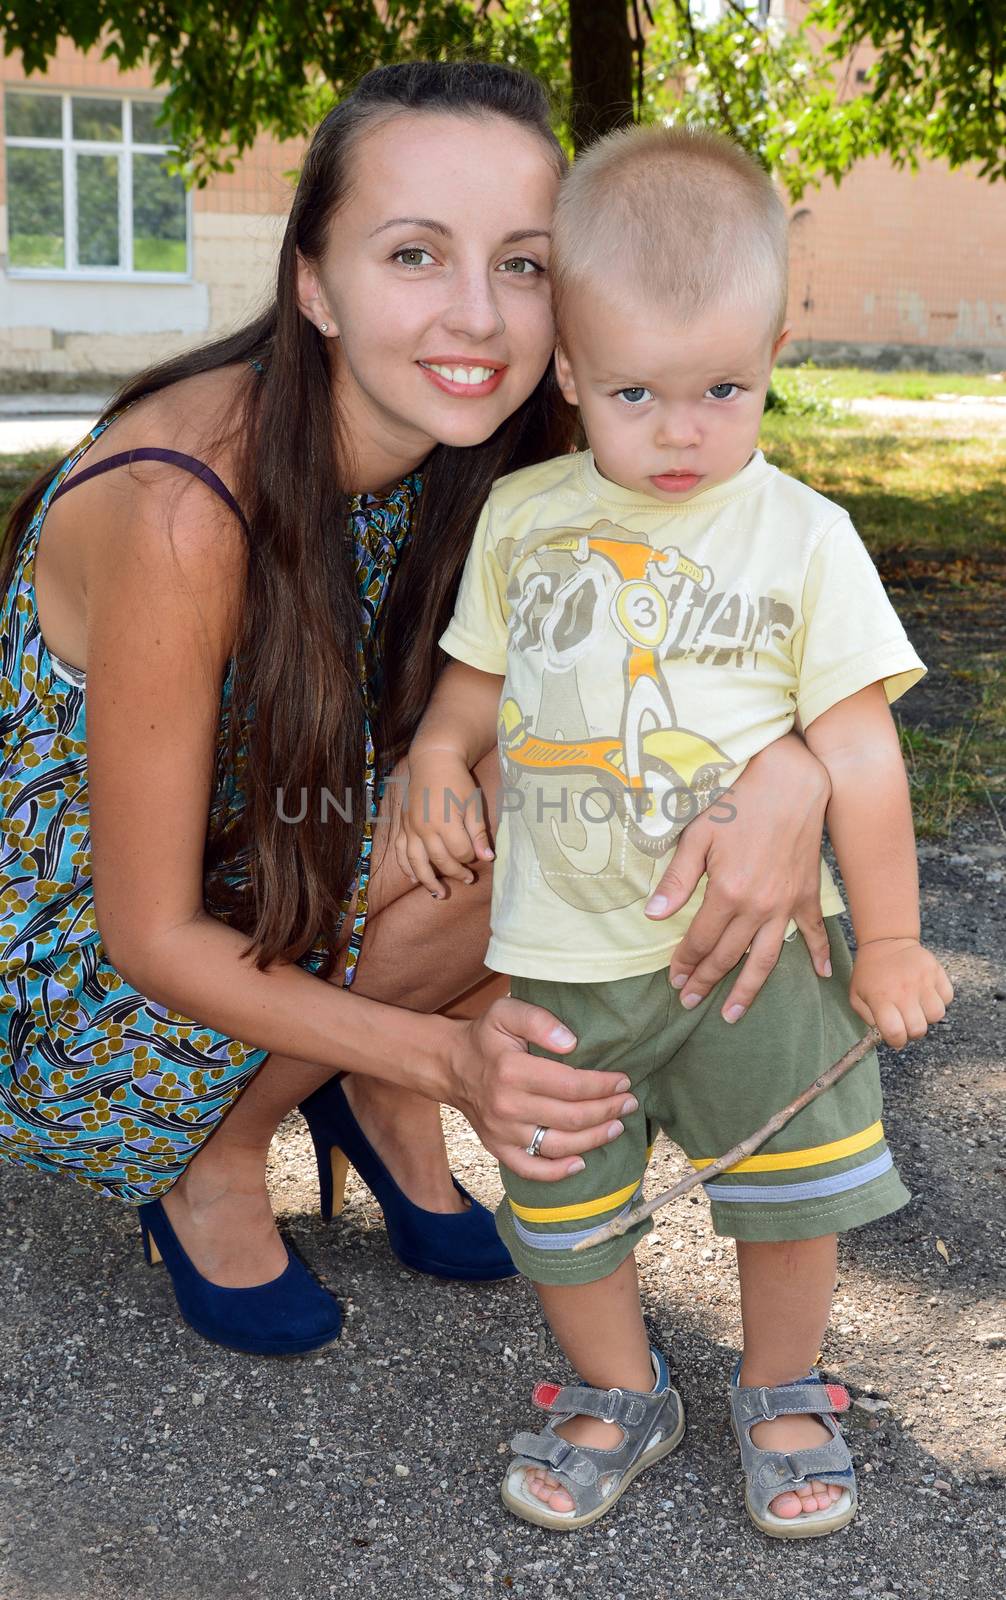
694, 0, 775, 21
4, 88, 193, 282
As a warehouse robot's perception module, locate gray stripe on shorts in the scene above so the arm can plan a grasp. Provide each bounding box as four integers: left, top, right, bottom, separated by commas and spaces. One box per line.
509, 1192, 641, 1251
705, 1148, 893, 1204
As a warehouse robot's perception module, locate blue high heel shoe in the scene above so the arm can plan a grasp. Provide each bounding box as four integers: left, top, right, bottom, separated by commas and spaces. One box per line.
137, 1197, 343, 1356
299, 1076, 517, 1282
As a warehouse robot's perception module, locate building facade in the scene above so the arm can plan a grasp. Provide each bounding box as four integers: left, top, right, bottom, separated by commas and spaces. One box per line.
0, 41, 300, 385
778, 1, 1006, 368
1, 32, 1004, 383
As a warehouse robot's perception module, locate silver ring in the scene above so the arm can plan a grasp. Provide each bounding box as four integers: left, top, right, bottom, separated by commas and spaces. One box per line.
526, 1125, 548, 1159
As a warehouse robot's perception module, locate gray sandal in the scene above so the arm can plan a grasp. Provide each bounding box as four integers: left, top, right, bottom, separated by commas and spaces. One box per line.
729, 1369, 858, 1539
501, 1349, 685, 1530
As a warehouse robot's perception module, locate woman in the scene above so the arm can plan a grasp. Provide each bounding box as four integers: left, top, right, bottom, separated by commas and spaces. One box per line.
0, 62, 832, 1356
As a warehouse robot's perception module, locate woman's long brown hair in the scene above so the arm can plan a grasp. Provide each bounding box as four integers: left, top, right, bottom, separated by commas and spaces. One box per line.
1, 62, 575, 975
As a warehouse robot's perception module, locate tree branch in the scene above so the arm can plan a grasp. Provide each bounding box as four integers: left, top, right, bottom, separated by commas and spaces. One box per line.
573, 1026, 883, 1252
631, 0, 645, 119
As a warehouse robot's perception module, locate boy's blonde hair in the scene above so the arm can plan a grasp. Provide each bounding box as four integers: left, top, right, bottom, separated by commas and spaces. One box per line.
551, 124, 789, 339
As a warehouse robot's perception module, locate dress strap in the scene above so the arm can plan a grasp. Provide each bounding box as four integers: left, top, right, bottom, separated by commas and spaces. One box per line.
49, 447, 248, 532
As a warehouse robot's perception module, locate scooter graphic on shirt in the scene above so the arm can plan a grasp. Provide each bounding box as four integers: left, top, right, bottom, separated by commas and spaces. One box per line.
499, 529, 733, 901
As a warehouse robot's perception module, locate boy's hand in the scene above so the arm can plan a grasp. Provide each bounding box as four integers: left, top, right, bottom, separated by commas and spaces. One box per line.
397, 749, 494, 898
849, 937, 954, 1049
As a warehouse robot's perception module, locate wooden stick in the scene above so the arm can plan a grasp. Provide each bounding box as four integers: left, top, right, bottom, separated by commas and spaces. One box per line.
572, 1025, 882, 1252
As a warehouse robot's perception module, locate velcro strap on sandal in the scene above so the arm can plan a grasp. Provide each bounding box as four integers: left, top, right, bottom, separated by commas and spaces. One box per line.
752, 1436, 854, 1492
532, 1381, 650, 1427
731, 1380, 849, 1429
509, 1433, 599, 1486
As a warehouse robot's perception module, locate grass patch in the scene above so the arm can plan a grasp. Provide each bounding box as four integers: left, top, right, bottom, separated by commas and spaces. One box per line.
879, 552, 1005, 837
779, 365, 1006, 402
766, 369, 839, 421
760, 409, 1005, 834
896, 652, 1005, 838
760, 413, 1005, 556
0, 449, 62, 526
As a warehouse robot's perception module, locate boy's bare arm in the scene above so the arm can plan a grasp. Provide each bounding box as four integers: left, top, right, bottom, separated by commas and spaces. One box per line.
803, 683, 919, 943
399, 661, 505, 895
804, 682, 952, 1046
411, 660, 504, 769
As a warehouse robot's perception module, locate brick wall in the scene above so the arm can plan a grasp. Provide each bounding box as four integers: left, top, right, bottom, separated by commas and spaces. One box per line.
781, 1, 1006, 364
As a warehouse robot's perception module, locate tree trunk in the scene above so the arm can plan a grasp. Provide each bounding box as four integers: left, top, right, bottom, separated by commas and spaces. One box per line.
568, 0, 635, 152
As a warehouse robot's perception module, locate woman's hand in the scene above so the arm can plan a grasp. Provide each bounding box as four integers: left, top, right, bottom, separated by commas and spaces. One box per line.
446, 996, 639, 1182
645, 734, 833, 1022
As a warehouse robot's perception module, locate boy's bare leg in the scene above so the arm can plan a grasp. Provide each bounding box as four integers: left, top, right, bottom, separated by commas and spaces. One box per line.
736, 1234, 844, 1519
523, 1238, 844, 1519
521, 1256, 654, 1513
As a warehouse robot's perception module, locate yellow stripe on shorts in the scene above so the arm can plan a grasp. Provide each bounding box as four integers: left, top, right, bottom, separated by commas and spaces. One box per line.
510, 1145, 655, 1223
689, 1120, 884, 1174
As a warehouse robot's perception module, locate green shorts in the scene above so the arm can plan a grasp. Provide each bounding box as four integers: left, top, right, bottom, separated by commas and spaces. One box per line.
497, 917, 910, 1286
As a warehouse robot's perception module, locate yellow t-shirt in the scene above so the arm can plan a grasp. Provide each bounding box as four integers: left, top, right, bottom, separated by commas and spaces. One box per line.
439, 448, 926, 982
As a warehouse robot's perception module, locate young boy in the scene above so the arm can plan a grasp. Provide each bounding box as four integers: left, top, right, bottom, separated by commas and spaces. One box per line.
396, 126, 953, 1538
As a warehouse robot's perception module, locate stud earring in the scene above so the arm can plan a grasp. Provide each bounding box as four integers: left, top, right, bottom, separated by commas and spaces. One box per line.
320, 322, 329, 334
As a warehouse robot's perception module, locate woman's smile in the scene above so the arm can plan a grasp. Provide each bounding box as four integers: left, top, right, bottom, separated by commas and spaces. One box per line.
417, 357, 508, 396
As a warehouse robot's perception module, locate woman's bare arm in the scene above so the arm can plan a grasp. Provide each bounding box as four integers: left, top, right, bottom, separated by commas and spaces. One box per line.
82, 466, 632, 1180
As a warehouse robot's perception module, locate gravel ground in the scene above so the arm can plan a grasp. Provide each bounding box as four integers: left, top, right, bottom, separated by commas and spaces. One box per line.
2, 505, 1004, 1599
1, 821, 1004, 1600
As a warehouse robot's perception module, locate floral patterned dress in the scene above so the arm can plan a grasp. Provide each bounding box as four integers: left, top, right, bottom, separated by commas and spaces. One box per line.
0, 414, 420, 1204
